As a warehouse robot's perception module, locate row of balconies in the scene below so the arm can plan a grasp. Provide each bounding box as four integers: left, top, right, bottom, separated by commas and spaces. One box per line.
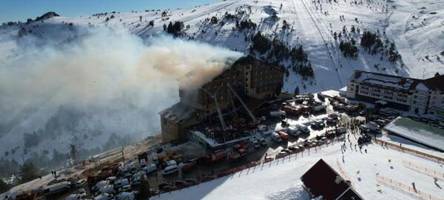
358, 85, 410, 105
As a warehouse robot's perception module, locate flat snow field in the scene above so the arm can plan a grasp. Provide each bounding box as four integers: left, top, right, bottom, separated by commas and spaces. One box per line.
384, 117, 444, 152
151, 141, 444, 200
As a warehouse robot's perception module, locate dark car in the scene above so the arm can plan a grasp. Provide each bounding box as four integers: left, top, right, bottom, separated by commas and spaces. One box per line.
311, 120, 325, 130
335, 127, 347, 136
326, 117, 338, 126
296, 125, 310, 135
184, 178, 198, 186
288, 146, 299, 152
158, 183, 175, 192
317, 93, 326, 102
175, 180, 189, 188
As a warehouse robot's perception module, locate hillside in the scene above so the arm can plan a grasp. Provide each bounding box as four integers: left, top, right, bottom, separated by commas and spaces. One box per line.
0, 0, 443, 175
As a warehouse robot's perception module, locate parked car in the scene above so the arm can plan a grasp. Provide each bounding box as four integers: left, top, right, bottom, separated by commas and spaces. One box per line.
131, 171, 145, 186
272, 132, 282, 142
158, 183, 175, 192
276, 151, 289, 159
288, 145, 300, 152
162, 165, 179, 176
296, 125, 310, 135
259, 138, 267, 146
325, 130, 336, 139
326, 117, 338, 126
366, 121, 381, 134
335, 127, 347, 136
115, 178, 130, 192
99, 184, 115, 194
311, 120, 325, 130
174, 180, 189, 188
94, 193, 113, 200
277, 131, 289, 141
312, 103, 327, 113
286, 126, 301, 137
43, 181, 72, 196
143, 163, 157, 175
317, 93, 326, 102
252, 140, 261, 149
179, 159, 197, 172
257, 124, 268, 131
184, 178, 198, 186
270, 110, 286, 118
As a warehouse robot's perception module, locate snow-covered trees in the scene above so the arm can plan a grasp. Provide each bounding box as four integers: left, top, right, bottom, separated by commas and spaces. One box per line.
339, 41, 358, 58
210, 16, 218, 24
360, 31, 379, 52
166, 21, 184, 37
360, 31, 400, 62
250, 32, 313, 78
387, 43, 401, 63
251, 32, 271, 54
237, 19, 257, 30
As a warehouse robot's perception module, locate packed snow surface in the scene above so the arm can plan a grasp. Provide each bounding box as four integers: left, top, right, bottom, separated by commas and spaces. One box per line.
384, 117, 444, 152
151, 141, 444, 200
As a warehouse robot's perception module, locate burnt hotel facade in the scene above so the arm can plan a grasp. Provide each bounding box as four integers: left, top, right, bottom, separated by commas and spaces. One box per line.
160, 56, 284, 142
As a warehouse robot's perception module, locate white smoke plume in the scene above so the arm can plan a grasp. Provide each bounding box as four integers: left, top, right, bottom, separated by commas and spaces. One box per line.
0, 26, 241, 159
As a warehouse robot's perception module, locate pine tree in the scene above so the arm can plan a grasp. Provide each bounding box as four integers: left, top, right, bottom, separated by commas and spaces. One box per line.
0, 179, 11, 193
20, 162, 40, 183
294, 87, 300, 95
167, 22, 173, 33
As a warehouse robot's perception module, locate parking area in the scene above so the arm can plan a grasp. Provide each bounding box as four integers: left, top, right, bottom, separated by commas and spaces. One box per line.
59, 92, 437, 200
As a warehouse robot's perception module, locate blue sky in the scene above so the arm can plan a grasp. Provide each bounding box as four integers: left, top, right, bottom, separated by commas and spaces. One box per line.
0, 0, 217, 23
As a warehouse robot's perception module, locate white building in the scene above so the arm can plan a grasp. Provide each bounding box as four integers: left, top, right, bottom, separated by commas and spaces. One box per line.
346, 70, 444, 118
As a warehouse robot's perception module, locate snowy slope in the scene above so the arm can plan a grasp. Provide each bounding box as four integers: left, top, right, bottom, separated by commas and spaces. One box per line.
1, 0, 442, 88
0, 0, 443, 167
3, 0, 440, 91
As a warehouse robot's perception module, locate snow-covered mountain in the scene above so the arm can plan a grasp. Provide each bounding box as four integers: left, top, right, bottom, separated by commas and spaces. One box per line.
0, 0, 443, 173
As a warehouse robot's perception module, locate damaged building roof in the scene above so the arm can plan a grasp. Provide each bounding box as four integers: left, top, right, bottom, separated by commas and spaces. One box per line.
231, 55, 284, 71
159, 102, 196, 123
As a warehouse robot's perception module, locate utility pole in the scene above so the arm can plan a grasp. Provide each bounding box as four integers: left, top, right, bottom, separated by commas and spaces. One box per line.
70, 144, 78, 165
121, 146, 125, 163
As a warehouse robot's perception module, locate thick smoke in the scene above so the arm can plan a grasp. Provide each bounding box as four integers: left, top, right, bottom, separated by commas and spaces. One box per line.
0, 27, 241, 158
